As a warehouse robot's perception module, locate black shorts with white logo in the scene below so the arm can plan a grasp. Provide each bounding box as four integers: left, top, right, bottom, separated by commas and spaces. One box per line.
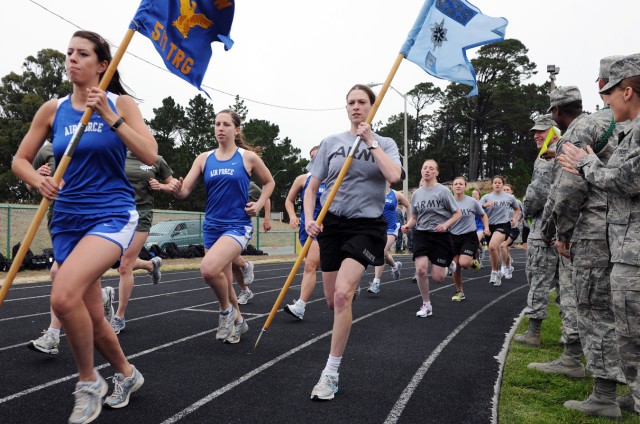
452, 231, 480, 258
507, 226, 521, 246
488, 222, 511, 242
317, 212, 387, 272
412, 230, 454, 268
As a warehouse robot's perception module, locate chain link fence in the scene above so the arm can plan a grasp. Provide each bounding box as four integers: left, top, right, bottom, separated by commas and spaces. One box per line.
0, 204, 298, 259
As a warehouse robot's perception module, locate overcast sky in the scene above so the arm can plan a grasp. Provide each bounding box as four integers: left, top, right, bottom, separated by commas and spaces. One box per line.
2, 0, 639, 161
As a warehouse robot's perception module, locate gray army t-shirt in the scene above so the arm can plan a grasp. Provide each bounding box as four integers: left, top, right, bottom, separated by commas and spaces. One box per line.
451, 195, 485, 235
310, 131, 400, 218
411, 184, 458, 231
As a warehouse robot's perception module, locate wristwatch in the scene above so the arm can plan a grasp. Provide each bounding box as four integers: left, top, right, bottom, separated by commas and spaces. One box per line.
367, 139, 379, 150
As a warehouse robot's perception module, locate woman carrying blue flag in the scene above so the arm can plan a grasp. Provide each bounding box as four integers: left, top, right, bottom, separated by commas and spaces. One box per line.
12, 30, 151, 424
304, 84, 402, 401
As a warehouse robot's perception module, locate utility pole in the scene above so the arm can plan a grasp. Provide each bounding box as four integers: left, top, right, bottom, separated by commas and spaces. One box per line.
547, 64, 560, 92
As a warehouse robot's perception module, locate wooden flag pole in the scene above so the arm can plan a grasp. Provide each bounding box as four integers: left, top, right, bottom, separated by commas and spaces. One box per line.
254, 53, 406, 349
0, 29, 137, 307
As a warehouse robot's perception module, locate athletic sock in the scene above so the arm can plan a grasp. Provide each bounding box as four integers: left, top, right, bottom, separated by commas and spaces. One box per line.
373, 278, 381, 284
48, 327, 61, 339
323, 354, 342, 375
220, 306, 233, 315
296, 299, 306, 308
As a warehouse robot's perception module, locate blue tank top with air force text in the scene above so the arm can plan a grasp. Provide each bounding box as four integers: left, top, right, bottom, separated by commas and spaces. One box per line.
51, 93, 134, 214
383, 190, 398, 227
203, 148, 251, 230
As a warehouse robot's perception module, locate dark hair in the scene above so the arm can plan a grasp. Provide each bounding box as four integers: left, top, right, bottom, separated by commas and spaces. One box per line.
504, 183, 513, 190
619, 76, 640, 97
453, 176, 467, 184
492, 175, 505, 184
346, 84, 376, 105
72, 30, 134, 97
557, 100, 583, 118
216, 109, 256, 152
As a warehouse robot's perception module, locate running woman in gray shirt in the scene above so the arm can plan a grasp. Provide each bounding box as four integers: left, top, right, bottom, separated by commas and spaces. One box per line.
450, 177, 489, 301
402, 159, 460, 318
304, 84, 402, 401
479, 176, 520, 286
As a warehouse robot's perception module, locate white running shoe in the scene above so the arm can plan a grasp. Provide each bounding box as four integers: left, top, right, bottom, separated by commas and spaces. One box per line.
284, 300, 305, 320
504, 265, 514, 279
448, 261, 457, 275
310, 373, 339, 401
237, 289, 254, 305
367, 280, 380, 294
27, 329, 60, 355
242, 261, 255, 285
216, 307, 238, 340
149, 257, 162, 284
392, 261, 402, 280
416, 303, 433, 317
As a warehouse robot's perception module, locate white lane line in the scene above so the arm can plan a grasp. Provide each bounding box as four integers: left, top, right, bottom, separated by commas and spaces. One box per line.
383, 285, 527, 424
492, 310, 525, 424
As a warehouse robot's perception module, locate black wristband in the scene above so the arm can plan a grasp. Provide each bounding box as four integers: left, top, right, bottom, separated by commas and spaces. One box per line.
111, 117, 125, 132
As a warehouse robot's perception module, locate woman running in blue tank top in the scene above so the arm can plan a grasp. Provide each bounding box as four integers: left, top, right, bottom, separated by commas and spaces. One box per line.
174, 109, 274, 345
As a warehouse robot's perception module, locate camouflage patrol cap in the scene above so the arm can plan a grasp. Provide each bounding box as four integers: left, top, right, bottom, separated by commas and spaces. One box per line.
547, 86, 582, 112
600, 54, 640, 94
597, 55, 625, 81
530, 114, 556, 132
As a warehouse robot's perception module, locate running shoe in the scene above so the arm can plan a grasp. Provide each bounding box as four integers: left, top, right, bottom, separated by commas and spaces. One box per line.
503, 265, 514, 279
27, 329, 60, 355
416, 303, 433, 317
149, 257, 162, 284
451, 292, 466, 302
242, 261, 255, 285
471, 259, 482, 272
449, 261, 457, 275
68, 372, 108, 424
216, 307, 238, 340
102, 286, 115, 323
412, 274, 418, 283
310, 373, 339, 401
104, 365, 144, 409
111, 316, 125, 334
391, 261, 403, 280
367, 280, 380, 294
237, 289, 254, 305
224, 319, 249, 344
492, 272, 502, 287
284, 300, 305, 320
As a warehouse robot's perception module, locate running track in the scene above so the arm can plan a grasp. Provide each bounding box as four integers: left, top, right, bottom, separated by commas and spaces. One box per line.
0, 250, 528, 423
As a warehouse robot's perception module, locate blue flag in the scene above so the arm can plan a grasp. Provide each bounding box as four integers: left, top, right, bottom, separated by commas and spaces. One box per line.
400, 0, 508, 96
130, 0, 235, 95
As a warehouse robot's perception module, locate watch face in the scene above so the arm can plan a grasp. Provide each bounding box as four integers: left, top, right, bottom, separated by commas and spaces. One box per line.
372, 139, 379, 148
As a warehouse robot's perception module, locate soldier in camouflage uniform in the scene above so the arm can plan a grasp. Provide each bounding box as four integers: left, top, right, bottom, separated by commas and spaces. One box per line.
514, 115, 560, 347
560, 54, 640, 416
528, 87, 585, 379
547, 57, 626, 420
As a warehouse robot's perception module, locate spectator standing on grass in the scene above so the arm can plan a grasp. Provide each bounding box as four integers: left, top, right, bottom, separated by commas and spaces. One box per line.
303, 84, 402, 401
173, 109, 274, 345
543, 56, 627, 420
514, 114, 560, 347
558, 54, 640, 416
529, 86, 588, 381
401, 159, 460, 317
12, 30, 149, 423
283, 145, 325, 320
233, 180, 272, 305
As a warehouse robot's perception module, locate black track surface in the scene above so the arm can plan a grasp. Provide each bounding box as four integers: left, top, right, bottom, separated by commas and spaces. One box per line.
0, 250, 527, 423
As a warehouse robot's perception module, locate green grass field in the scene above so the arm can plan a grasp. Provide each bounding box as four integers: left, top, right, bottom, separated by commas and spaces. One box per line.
500, 291, 638, 423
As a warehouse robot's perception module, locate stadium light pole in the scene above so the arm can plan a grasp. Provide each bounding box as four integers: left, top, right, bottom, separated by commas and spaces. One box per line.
368, 83, 409, 200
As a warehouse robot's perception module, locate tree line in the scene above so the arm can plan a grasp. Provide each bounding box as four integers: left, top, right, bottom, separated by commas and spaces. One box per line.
1, 39, 570, 213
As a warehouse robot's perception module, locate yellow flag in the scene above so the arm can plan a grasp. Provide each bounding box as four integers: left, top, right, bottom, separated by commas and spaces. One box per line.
538, 126, 560, 158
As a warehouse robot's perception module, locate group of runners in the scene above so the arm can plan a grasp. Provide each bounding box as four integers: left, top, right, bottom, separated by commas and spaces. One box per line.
14, 27, 640, 424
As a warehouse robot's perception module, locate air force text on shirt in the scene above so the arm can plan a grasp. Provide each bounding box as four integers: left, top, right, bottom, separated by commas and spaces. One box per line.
64, 122, 105, 136
209, 168, 235, 177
